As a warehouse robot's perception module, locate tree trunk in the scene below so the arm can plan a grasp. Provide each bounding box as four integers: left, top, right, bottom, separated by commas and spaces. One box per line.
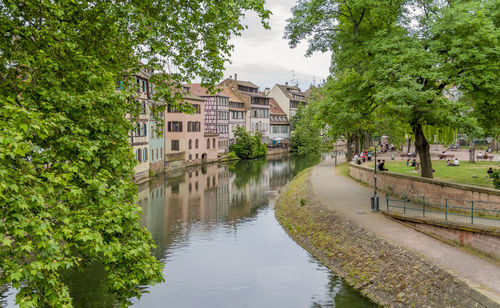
406, 136, 412, 153
411, 122, 433, 178
346, 135, 354, 162
469, 138, 475, 163
353, 134, 360, 155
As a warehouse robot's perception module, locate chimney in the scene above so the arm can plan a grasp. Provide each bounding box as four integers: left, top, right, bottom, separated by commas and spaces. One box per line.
234, 73, 238, 81
264, 87, 270, 96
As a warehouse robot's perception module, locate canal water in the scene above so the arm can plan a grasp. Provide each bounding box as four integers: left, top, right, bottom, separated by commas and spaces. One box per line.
1, 154, 375, 307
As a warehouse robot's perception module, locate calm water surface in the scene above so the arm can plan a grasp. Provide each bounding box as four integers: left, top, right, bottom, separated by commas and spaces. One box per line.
2, 154, 375, 307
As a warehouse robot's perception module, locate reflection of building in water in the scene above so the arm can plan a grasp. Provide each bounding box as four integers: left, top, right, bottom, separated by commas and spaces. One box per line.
268, 156, 292, 190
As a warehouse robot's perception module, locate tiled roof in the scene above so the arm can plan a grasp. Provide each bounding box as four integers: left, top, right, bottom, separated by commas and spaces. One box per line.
217, 86, 244, 103
185, 83, 229, 98
269, 98, 286, 116
276, 84, 307, 102
236, 80, 259, 89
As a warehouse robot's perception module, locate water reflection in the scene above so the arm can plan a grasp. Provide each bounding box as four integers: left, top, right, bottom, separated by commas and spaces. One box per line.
2, 153, 375, 308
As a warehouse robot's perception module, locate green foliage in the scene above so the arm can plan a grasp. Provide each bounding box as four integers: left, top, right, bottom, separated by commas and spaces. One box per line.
492, 170, 500, 189
290, 104, 322, 154
286, 0, 499, 178
229, 126, 267, 159
0, 0, 270, 306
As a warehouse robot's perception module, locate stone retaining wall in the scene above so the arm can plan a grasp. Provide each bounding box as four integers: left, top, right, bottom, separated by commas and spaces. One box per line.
350, 163, 500, 212
386, 213, 500, 260
275, 169, 499, 307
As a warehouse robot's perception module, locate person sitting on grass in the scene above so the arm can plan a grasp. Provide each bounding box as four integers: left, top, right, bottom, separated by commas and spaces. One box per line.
415, 163, 421, 173
411, 159, 417, 167
446, 159, 452, 166
406, 159, 410, 166
487, 167, 494, 177
453, 158, 460, 166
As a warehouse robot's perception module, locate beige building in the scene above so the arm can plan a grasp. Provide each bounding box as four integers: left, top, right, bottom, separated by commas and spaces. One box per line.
220, 75, 270, 143
267, 82, 308, 119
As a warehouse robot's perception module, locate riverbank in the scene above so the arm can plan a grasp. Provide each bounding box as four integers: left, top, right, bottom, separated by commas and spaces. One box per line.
275, 166, 500, 307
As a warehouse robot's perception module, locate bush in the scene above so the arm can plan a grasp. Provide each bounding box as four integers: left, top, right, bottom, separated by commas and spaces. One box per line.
229, 126, 267, 159
492, 170, 500, 189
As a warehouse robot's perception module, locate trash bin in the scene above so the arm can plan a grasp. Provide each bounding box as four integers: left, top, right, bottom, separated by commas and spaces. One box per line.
370, 196, 379, 211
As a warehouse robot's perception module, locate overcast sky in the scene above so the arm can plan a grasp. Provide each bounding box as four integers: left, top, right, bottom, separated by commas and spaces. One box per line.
222, 0, 332, 91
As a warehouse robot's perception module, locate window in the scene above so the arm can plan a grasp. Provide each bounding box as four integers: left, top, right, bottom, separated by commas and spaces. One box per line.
143, 123, 147, 136
137, 149, 142, 162
160, 148, 162, 159
196, 154, 199, 160
171, 140, 179, 151
189, 139, 192, 149
187, 121, 201, 132
152, 149, 154, 161
167, 105, 181, 113
195, 139, 199, 148
142, 80, 147, 92
156, 148, 158, 160
144, 148, 148, 161
168, 121, 183, 132
213, 138, 216, 148
189, 154, 192, 160
193, 104, 201, 114
207, 138, 210, 149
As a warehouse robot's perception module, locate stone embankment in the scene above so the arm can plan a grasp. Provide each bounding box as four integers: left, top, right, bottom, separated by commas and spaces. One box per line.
275, 169, 497, 307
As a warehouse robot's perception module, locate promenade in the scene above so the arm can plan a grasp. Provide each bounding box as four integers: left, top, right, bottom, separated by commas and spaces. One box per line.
311, 159, 500, 304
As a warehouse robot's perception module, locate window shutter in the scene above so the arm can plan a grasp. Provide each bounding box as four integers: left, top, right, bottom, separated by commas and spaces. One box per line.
180, 121, 183, 132
168, 122, 171, 132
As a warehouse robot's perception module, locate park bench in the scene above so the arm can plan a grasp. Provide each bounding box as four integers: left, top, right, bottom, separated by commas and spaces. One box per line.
476, 155, 495, 161
438, 154, 454, 160
400, 153, 417, 158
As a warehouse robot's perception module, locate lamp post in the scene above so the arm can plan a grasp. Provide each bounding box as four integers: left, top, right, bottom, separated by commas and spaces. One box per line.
371, 140, 380, 211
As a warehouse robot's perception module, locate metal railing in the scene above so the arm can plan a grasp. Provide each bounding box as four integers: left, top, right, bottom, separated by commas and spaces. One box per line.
384, 194, 500, 224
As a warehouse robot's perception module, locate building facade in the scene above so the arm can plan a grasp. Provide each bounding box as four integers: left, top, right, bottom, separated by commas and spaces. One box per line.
125, 67, 154, 182
220, 75, 270, 143
268, 82, 308, 120
164, 86, 218, 169
187, 84, 230, 153
219, 86, 247, 145
269, 98, 290, 143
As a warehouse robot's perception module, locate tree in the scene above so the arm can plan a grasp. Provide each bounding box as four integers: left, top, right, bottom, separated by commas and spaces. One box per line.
229, 126, 267, 159
285, 0, 499, 178
0, 0, 270, 306
290, 103, 322, 155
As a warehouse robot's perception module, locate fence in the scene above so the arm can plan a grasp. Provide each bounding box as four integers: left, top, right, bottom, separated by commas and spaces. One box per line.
384, 194, 500, 225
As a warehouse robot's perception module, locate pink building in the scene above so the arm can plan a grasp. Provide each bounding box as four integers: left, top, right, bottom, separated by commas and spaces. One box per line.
164, 86, 218, 168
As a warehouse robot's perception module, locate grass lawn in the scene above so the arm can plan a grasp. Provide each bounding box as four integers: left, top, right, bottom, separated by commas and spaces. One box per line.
370, 160, 499, 189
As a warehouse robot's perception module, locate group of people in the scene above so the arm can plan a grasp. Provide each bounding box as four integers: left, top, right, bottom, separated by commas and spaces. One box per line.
446, 158, 460, 166
352, 151, 373, 165
406, 158, 421, 172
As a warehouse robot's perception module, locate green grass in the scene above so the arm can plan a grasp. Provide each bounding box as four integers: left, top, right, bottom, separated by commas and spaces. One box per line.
335, 162, 350, 177
371, 160, 499, 189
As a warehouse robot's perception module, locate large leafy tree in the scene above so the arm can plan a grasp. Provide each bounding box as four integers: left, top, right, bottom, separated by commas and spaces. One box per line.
286, 0, 499, 178
0, 0, 270, 306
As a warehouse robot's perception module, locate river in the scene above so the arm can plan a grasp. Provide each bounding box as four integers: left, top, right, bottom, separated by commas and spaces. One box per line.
1, 154, 375, 307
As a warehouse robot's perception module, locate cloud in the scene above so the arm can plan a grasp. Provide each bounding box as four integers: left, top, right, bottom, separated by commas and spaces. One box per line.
221, 0, 331, 89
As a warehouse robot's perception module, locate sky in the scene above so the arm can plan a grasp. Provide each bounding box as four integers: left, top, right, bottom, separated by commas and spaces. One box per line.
222, 0, 332, 91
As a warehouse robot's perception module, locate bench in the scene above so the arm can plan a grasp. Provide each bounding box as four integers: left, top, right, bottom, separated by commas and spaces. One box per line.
400, 153, 417, 158
476, 155, 495, 161
438, 154, 454, 160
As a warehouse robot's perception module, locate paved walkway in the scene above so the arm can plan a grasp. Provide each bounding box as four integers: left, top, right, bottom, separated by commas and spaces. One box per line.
312, 159, 500, 303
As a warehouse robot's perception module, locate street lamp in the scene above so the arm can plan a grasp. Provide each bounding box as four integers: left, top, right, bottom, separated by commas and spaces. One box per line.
371, 139, 381, 212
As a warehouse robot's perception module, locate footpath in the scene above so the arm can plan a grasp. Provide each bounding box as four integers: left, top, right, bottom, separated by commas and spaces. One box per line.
311, 159, 500, 305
